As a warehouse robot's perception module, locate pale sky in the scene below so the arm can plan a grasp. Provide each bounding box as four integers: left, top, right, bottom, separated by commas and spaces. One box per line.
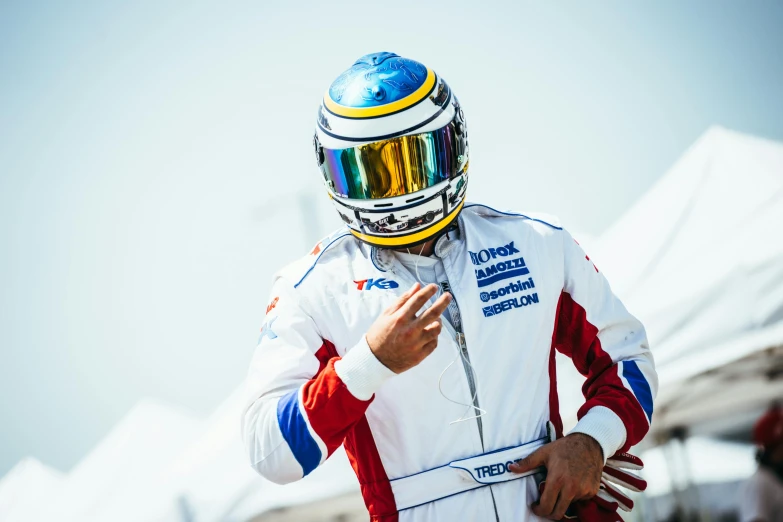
1, 1, 782, 475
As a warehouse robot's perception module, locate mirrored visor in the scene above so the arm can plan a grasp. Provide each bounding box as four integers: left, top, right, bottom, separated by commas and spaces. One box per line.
318, 117, 468, 200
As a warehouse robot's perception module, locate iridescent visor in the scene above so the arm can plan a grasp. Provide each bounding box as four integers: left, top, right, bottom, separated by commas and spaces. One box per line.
320, 119, 467, 200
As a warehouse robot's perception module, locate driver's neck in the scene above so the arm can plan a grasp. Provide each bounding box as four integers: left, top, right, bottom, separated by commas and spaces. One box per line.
392, 237, 437, 257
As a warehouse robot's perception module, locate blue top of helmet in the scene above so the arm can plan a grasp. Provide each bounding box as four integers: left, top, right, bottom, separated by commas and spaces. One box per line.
328, 52, 430, 108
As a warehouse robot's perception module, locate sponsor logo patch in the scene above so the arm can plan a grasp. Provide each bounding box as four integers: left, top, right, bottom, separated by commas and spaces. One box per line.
474, 461, 517, 480
474, 258, 530, 288
440, 281, 453, 295
479, 278, 535, 302
470, 241, 531, 288
266, 296, 279, 314
258, 316, 278, 343
354, 278, 400, 290
482, 293, 539, 317
469, 241, 520, 266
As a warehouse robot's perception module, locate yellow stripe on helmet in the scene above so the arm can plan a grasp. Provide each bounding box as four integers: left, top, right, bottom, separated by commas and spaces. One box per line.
349, 199, 464, 247
323, 68, 436, 119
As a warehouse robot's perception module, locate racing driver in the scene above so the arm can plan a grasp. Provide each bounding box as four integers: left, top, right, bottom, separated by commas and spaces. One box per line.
242, 52, 657, 521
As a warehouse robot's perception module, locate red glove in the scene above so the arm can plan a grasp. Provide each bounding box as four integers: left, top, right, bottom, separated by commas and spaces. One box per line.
597, 452, 647, 512
539, 451, 647, 521
566, 500, 622, 522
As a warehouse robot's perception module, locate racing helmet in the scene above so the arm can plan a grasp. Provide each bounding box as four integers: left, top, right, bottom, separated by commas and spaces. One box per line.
314, 52, 469, 249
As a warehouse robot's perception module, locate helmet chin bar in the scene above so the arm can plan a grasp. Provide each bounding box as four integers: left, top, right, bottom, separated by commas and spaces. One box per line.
327, 173, 468, 249
347, 197, 466, 249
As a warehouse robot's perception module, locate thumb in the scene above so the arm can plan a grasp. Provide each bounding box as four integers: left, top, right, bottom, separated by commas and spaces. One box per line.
508, 445, 549, 475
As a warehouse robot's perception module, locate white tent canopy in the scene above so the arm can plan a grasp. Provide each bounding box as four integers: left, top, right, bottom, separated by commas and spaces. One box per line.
1, 391, 361, 522
36, 399, 204, 522
0, 458, 64, 522
128, 387, 361, 522
592, 126, 783, 441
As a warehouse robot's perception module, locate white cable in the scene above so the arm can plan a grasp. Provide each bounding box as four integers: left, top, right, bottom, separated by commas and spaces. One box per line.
406, 244, 488, 425
438, 349, 488, 425
405, 244, 426, 289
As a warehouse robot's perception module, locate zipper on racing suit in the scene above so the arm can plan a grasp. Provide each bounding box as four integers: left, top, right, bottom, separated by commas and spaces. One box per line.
388, 257, 501, 521
439, 280, 501, 522
439, 282, 486, 449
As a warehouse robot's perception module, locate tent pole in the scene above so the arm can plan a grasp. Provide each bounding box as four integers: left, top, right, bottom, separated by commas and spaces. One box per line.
662, 430, 690, 520
675, 435, 703, 521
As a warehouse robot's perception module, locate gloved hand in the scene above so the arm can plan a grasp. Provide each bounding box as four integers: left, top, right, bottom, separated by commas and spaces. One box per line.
538, 451, 647, 521
595, 452, 647, 512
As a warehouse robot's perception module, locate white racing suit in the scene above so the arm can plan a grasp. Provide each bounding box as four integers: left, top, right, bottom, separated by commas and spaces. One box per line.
242, 203, 657, 521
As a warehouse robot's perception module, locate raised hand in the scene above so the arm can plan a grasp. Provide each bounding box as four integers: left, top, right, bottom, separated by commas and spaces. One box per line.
366, 283, 452, 374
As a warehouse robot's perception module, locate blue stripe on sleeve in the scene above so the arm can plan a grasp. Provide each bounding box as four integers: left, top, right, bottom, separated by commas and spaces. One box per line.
622, 360, 654, 422
276, 389, 322, 476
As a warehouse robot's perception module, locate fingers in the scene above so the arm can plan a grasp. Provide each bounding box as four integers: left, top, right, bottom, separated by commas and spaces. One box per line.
416, 292, 452, 325
509, 446, 547, 474
417, 319, 441, 358
606, 452, 643, 471
602, 467, 647, 492
398, 283, 439, 318
422, 319, 442, 335
531, 481, 559, 518
420, 338, 439, 356
531, 480, 574, 520
387, 283, 421, 314
593, 489, 622, 511
599, 481, 633, 511
550, 490, 574, 520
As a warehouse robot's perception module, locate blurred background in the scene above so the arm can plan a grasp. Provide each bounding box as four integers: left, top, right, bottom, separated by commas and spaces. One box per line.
2, 1, 783, 520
